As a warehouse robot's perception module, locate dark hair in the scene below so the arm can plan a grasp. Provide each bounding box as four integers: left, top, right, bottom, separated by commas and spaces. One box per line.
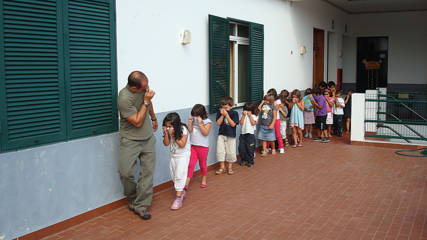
243, 101, 258, 115
279, 90, 288, 103
312, 88, 321, 95
318, 82, 327, 89
127, 71, 147, 88
305, 88, 312, 95
291, 89, 302, 100
323, 89, 331, 95
191, 104, 208, 119
267, 88, 278, 99
327, 81, 336, 88
162, 112, 187, 140
336, 90, 343, 96
219, 96, 234, 107
264, 94, 275, 103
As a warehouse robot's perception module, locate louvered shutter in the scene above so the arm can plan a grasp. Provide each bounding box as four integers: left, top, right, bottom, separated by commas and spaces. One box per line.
208, 15, 230, 113
249, 22, 264, 102
0, 0, 67, 151
64, 0, 117, 139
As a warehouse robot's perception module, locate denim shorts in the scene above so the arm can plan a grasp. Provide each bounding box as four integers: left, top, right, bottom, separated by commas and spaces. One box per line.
258, 125, 276, 141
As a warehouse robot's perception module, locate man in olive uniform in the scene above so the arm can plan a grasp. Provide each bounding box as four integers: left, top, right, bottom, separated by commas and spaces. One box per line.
117, 71, 158, 220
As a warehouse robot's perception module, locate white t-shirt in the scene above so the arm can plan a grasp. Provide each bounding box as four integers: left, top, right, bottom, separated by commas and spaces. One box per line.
190, 118, 212, 147
171, 126, 191, 155
241, 114, 258, 134
333, 97, 345, 115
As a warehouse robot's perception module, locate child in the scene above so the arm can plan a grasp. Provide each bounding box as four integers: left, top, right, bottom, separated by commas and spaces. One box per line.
333, 91, 345, 137
303, 88, 315, 138
238, 102, 258, 167
312, 88, 329, 143
290, 90, 305, 147
162, 112, 190, 210
318, 82, 327, 91
280, 89, 292, 146
267, 88, 285, 154
344, 90, 353, 133
215, 97, 239, 175
327, 81, 336, 93
258, 94, 277, 156
278, 91, 289, 148
324, 90, 334, 138
186, 104, 212, 189
280, 89, 292, 110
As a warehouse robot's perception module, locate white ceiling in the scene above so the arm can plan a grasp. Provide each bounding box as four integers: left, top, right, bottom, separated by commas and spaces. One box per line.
323, 0, 427, 14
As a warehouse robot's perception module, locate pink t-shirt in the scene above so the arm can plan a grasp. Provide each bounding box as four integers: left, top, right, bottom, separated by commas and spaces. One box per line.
326, 97, 334, 113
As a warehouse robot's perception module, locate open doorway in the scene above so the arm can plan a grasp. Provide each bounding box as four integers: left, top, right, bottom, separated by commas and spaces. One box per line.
356, 37, 388, 92
313, 28, 325, 88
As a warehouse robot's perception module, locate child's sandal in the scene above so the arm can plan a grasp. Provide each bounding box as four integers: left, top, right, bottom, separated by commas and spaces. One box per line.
227, 168, 234, 175
215, 168, 226, 175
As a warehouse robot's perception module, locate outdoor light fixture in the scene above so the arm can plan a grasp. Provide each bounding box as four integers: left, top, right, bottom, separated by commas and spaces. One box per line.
299, 45, 307, 55
180, 30, 191, 45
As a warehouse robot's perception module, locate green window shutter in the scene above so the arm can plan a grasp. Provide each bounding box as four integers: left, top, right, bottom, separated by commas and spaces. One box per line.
64, 0, 118, 139
209, 15, 230, 113
0, 0, 67, 151
249, 22, 264, 102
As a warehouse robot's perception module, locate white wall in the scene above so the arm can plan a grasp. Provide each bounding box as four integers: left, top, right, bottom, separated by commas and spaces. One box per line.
351, 93, 366, 142
345, 11, 427, 85
116, 0, 347, 113
342, 35, 356, 84
327, 31, 338, 83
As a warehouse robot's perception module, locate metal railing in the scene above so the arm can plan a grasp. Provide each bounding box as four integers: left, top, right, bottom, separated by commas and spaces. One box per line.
364, 92, 427, 143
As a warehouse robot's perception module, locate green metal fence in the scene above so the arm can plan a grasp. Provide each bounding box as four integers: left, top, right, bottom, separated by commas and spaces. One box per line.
364, 92, 427, 143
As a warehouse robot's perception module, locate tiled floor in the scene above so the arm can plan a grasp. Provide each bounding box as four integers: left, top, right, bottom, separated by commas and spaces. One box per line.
43, 136, 427, 240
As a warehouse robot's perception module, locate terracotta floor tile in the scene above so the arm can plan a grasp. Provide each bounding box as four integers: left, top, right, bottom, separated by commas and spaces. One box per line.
41, 137, 427, 240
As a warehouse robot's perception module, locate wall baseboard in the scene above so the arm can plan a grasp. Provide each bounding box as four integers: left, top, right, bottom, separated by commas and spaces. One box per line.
15, 162, 220, 240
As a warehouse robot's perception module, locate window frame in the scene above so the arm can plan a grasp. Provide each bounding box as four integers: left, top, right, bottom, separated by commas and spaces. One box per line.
0, 0, 118, 153
208, 15, 264, 113
229, 22, 249, 106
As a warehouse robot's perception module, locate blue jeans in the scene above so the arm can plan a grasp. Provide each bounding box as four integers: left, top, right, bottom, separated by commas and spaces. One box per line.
333, 114, 343, 136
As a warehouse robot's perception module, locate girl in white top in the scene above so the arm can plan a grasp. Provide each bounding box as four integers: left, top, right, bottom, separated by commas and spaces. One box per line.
162, 112, 190, 210
186, 104, 212, 189
267, 88, 285, 153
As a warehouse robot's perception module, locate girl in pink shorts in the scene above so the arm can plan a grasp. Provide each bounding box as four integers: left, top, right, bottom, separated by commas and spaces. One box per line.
186, 104, 212, 189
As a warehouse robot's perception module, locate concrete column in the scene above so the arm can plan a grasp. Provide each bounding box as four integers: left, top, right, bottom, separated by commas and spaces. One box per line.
351, 93, 366, 142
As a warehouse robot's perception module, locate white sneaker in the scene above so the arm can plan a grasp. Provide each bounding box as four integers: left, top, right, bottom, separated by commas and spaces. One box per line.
279, 148, 285, 154
170, 197, 183, 210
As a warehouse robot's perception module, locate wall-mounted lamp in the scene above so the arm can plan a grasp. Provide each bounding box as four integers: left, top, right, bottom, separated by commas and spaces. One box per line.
180, 30, 191, 45
299, 45, 307, 55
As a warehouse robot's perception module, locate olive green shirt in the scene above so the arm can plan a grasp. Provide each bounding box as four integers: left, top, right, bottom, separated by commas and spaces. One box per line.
118, 86, 153, 140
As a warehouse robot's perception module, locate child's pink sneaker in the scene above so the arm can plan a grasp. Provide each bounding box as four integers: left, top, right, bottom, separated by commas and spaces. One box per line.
170, 197, 183, 210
